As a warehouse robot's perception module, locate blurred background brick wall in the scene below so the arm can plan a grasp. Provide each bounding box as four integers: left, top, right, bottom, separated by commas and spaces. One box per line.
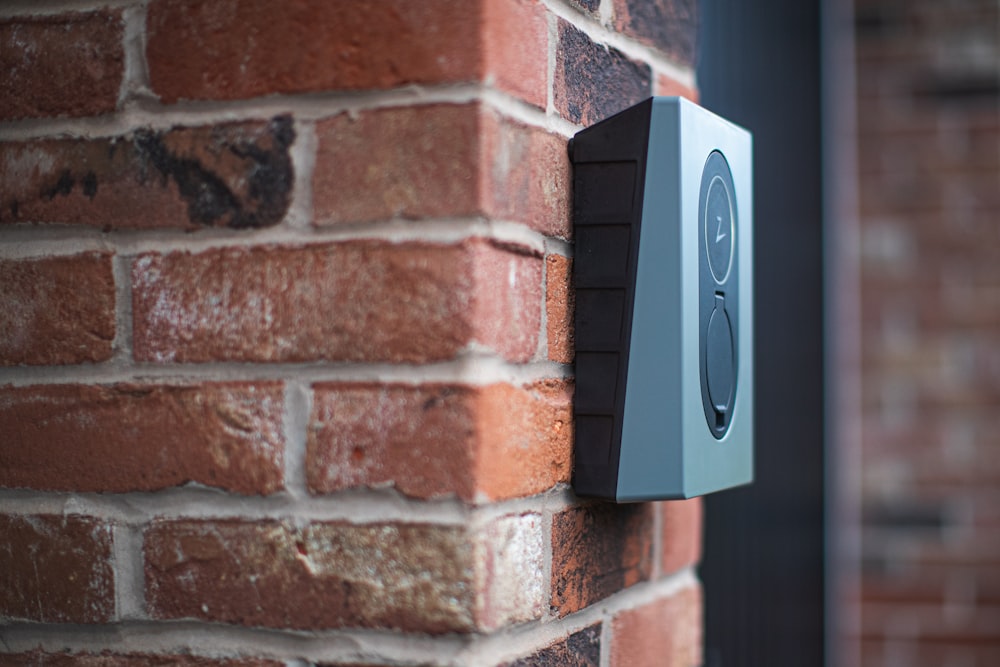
845, 0, 1000, 664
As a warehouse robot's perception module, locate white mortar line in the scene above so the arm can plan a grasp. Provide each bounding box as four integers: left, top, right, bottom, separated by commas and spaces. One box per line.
470, 487, 578, 527
112, 524, 145, 621
111, 252, 134, 364
0, 621, 469, 664
0, 357, 571, 388
0, 217, 553, 260
545, 236, 574, 259
0, 83, 579, 142
651, 501, 665, 580
286, 120, 317, 231
282, 381, 310, 500
543, 0, 696, 88
598, 0, 613, 26
481, 87, 579, 138
0, 482, 580, 527
118, 2, 152, 109
600, 617, 613, 666
537, 248, 552, 360
0, 488, 469, 526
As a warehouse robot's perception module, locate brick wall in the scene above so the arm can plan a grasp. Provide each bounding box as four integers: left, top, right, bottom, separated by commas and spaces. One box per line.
846, 0, 1000, 664
0, 1, 702, 666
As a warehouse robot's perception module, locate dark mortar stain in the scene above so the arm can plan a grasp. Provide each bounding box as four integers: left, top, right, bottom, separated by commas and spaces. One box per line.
134, 114, 295, 229
620, 0, 698, 67
558, 22, 651, 125
134, 128, 242, 226
43, 169, 75, 200
503, 623, 601, 667
82, 171, 98, 199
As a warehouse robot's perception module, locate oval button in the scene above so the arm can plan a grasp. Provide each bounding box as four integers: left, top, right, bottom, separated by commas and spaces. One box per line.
706, 302, 735, 414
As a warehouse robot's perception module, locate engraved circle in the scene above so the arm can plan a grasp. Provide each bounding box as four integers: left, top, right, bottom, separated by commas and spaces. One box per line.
704, 174, 735, 284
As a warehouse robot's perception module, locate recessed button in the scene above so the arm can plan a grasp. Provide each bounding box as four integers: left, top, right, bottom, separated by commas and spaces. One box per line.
705, 296, 735, 414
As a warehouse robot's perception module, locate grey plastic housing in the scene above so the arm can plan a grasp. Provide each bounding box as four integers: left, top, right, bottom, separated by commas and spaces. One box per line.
571, 97, 754, 502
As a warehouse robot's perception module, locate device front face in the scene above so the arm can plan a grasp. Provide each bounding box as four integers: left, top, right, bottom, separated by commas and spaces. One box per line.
570, 97, 753, 502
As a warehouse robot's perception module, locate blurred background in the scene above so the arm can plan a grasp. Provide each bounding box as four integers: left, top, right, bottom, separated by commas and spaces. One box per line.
694, 0, 1000, 665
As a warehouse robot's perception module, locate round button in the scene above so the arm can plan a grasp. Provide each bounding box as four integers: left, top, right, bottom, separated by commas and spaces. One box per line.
705, 305, 735, 414
704, 174, 734, 284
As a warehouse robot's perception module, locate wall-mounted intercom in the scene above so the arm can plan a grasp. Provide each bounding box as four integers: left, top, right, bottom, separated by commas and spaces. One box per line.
571, 97, 753, 502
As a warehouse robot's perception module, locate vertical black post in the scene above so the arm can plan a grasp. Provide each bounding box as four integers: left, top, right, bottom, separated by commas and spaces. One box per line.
697, 1, 826, 665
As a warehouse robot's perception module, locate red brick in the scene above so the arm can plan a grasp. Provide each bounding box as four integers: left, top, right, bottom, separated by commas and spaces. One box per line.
475, 380, 574, 500
307, 380, 571, 502
144, 516, 543, 632
500, 623, 601, 666
554, 20, 652, 125
0, 253, 114, 366
132, 239, 541, 364
308, 383, 474, 500
660, 498, 702, 575
655, 74, 699, 102
481, 109, 571, 238
0, 514, 114, 623
0, 11, 123, 121
312, 103, 569, 236
0, 117, 294, 230
546, 254, 574, 363
0, 383, 284, 495
146, 0, 546, 107
314, 104, 479, 224
0, 652, 282, 667
482, 0, 548, 108
551, 503, 654, 615
612, 0, 698, 67
610, 585, 703, 667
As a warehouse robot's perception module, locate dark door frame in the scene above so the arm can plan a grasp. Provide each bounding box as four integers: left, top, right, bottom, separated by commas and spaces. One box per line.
697, 1, 827, 665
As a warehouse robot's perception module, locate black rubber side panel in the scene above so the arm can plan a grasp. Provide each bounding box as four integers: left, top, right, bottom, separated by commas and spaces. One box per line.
570, 99, 653, 500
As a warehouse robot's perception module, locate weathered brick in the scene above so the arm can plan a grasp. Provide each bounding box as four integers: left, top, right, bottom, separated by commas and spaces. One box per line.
0, 11, 124, 121
612, 0, 699, 67
481, 0, 549, 108
0, 652, 282, 667
308, 383, 475, 500
0, 253, 115, 366
567, 0, 601, 16
132, 239, 541, 364
655, 73, 700, 101
546, 254, 574, 363
0, 117, 294, 230
660, 498, 702, 575
500, 623, 601, 666
147, 0, 546, 107
475, 380, 574, 500
554, 20, 652, 126
313, 104, 479, 224
610, 585, 703, 667
145, 515, 543, 632
312, 103, 570, 236
0, 383, 284, 495
476, 514, 546, 629
0, 514, 114, 623
307, 380, 572, 501
481, 109, 571, 238
551, 503, 654, 615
